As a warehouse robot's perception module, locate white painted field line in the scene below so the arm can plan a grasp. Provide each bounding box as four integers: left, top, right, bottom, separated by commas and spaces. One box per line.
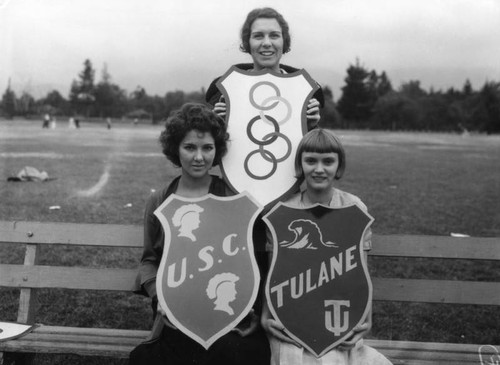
0, 152, 63, 158
76, 165, 111, 197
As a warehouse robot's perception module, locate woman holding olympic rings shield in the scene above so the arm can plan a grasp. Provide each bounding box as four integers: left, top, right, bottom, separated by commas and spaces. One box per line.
206, 7, 324, 130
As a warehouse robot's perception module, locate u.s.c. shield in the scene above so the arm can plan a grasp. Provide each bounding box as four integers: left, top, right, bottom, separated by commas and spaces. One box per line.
216, 66, 319, 207
264, 203, 373, 357
155, 192, 261, 349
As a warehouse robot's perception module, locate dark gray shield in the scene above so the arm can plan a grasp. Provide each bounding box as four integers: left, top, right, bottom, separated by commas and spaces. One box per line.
264, 202, 373, 357
155, 192, 261, 349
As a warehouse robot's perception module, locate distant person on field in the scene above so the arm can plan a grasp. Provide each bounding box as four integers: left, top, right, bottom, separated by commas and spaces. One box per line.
106, 117, 112, 129
42, 113, 50, 128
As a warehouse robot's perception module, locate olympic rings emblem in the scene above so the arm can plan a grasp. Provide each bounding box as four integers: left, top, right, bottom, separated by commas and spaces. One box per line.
259, 96, 291, 126
259, 132, 292, 163
244, 81, 294, 180
249, 81, 280, 111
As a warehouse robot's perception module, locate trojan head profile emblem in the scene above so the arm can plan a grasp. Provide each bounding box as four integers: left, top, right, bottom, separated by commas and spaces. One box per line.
155, 192, 261, 349
264, 203, 373, 357
216, 66, 319, 207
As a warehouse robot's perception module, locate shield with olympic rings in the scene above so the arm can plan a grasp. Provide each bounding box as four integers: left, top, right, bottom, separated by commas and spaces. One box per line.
216, 66, 319, 207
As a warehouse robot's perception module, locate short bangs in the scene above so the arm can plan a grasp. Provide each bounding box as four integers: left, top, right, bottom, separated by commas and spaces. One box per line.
294, 129, 346, 180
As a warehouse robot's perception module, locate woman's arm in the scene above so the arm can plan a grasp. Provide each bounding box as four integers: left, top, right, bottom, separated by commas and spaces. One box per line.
138, 196, 164, 297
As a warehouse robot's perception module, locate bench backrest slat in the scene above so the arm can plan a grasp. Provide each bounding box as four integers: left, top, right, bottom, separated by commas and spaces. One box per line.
3, 263, 499, 305
371, 234, 500, 260
373, 278, 500, 305
2, 222, 498, 260
0, 221, 142, 248
0, 264, 137, 291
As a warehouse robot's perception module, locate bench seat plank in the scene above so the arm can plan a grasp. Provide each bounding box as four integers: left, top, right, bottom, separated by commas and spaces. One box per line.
366, 339, 485, 364
0, 326, 149, 358
0, 327, 486, 363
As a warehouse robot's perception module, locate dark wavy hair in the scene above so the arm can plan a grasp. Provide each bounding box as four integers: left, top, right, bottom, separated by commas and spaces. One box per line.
240, 7, 291, 54
294, 128, 346, 180
159, 103, 229, 167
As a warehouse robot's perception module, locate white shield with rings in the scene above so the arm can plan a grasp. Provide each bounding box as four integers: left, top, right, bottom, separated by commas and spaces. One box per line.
217, 66, 319, 207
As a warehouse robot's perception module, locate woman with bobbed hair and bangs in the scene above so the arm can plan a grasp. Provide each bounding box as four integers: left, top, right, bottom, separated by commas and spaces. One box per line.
206, 7, 324, 129
261, 128, 393, 365
293, 128, 346, 181
131, 103, 271, 365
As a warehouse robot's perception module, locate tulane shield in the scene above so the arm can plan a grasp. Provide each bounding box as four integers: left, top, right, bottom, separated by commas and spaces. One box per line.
216, 66, 319, 207
264, 202, 373, 357
155, 192, 261, 349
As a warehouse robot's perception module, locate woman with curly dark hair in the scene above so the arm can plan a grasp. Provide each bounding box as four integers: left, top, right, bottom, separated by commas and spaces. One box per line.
131, 103, 270, 365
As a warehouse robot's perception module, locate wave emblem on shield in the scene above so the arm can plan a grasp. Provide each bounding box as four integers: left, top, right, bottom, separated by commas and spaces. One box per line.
155, 192, 261, 349
217, 66, 319, 207
264, 203, 373, 357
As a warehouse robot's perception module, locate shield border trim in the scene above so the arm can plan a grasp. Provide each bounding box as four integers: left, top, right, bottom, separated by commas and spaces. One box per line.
216, 66, 320, 209
263, 201, 374, 357
155, 191, 262, 349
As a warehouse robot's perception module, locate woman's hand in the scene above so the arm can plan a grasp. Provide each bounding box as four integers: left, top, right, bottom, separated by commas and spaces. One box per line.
157, 303, 177, 330
336, 320, 371, 351
232, 309, 259, 337
306, 98, 321, 128
263, 318, 299, 345
213, 96, 227, 118
261, 312, 301, 346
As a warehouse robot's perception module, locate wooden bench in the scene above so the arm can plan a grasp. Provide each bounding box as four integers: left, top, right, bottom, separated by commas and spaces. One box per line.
1, 221, 499, 364
366, 234, 500, 364
0, 221, 150, 363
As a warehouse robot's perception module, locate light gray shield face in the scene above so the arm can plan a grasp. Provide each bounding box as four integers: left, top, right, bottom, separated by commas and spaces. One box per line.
217, 67, 318, 207
155, 193, 261, 349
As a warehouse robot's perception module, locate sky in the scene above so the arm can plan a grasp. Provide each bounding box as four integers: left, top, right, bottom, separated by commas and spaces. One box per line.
1, 0, 500, 101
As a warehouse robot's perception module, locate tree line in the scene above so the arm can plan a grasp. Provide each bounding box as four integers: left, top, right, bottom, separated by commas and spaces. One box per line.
332, 59, 500, 134
1, 58, 499, 133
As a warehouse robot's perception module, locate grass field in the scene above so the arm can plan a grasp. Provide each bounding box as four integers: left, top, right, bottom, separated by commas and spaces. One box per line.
1, 120, 499, 364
